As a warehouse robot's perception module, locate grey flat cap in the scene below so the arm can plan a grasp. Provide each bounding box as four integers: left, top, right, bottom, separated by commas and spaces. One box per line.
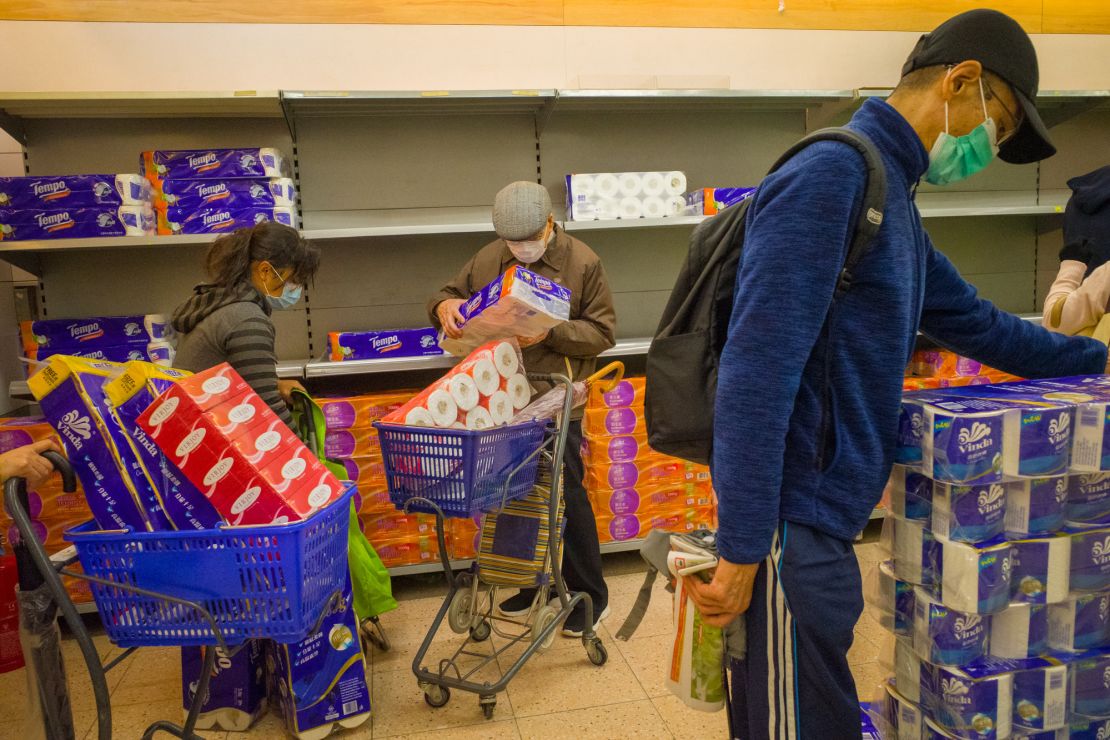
492, 181, 552, 241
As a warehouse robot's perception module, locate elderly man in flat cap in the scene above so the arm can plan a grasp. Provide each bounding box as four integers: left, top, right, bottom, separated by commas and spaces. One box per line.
429, 181, 617, 637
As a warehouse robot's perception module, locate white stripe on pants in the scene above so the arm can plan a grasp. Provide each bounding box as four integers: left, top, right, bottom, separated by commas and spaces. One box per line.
766, 528, 796, 739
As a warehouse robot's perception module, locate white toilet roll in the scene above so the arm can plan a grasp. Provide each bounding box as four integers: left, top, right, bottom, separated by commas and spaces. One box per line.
618, 197, 644, 219
404, 407, 434, 427
989, 603, 1048, 659
465, 406, 493, 431
618, 172, 643, 197
664, 170, 687, 196
642, 196, 666, 219
595, 199, 620, 220
467, 357, 501, 397
570, 174, 596, 198
939, 539, 1012, 614
1010, 535, 1071, 605
665, 195, 687, 217
482, 391, 513, 426
492, 342, 520, 378
641, 171, 666, 197
426, 390, 459, 428
594, 173, 620, 200
894, 517, 936, 586
448, 373, 479, 412
884, 683, 924, 740
504, 374, 531, 411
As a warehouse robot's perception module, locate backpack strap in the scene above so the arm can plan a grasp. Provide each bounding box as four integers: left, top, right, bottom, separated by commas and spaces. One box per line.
767, 128, 887, 298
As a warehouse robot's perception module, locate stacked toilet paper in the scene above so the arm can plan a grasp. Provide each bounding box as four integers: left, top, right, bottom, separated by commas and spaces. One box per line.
20, 314, 174, 373
0, 174, 155, 240
869, 375, 1110, 737
140, 147, 297, 235
565, 171, 687, 221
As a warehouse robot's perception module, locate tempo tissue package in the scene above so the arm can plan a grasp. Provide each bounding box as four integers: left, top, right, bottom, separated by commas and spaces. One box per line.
683, 187, 756, 216
159, 206, 296, 235
141, 148, 291, 181
138, 363, 344, 525
154, 178, 296, 210
438, 266, 571, 357
566, 171, 687, 221
328, 328, 442, 361
0, 206, 154, 240
21, 314, 169, 352
0, 175, 151, 208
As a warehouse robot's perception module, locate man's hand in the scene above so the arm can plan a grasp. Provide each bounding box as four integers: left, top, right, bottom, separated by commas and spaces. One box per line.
682, 558, 761, 628
0, 439, 61, 491
436, 299, 466, 340
277, 379, 307, 405
517, 329, 550, 349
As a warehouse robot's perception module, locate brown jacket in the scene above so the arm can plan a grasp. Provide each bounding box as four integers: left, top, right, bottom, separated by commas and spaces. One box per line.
428, 226, 617, 390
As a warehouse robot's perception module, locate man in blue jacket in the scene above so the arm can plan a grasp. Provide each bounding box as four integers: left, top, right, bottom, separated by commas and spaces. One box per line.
684, 10, 1109, 739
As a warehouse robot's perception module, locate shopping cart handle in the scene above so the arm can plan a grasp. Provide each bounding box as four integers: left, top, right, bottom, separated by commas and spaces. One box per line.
43, 450, 77, 492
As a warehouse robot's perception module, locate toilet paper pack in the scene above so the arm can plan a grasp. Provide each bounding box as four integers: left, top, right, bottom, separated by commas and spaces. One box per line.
160, 205, 296, 235
1048, 592, 1110, 652
1005, 477, 1068, 537
932, 482, 1007, 543
1069, 527, 1110, 592
566, 171, 687, 221
990, 603, 1049, 660
894, 516, 940, 586
0, 174, 151, 208
585, 457, 689, 492
25, 340, 175, 368
29, 355, 172, 532
1011, 664, 1068, 732
1067, 473, 1110, 526
438, 266, 571, 357
586, 376, 645, 409
22, 314, 169, 352
875, 681, 925, 740
937, 538, 1013, 614
897, 400, 925, 465
181, 641, 266, 731
267, 577, 371, 738
317, 392, 416, 431
324, 427, 384, 460
584, 433, 652, 465
0, 206, 154, 240
328, 328, 442, 362
921, 406, 1005, 485
930, 666, 1013, 739
895, 636, 933, 705
914, 589, 989, 665
589, 481, 715, 517
1065, 716, 1110, 739
583, 406, 648, 438
866, 561, 916, 636
1068, 653, 1110, 719
1010, 535, 1071, 605
891, 465, 934, 521
141, 148, 291, 181
682, 187, 756, 216
155, 178, 295, 210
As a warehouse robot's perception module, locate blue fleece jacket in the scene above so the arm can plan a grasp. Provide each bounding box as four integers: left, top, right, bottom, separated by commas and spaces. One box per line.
712, 98, 1108, 565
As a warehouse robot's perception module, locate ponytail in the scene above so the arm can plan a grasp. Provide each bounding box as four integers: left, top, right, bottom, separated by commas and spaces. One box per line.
204, 221, 320, 288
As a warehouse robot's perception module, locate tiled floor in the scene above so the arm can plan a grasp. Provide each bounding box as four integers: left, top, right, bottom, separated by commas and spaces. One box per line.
0, 533, 889, 739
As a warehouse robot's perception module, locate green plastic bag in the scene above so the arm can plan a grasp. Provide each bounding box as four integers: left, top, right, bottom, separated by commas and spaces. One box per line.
291, 390, 397, 620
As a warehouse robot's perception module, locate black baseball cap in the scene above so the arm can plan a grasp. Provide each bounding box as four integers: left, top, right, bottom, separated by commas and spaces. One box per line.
901, 8, 1054, 164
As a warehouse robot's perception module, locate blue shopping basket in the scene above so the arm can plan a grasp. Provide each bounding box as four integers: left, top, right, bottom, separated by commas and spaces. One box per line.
63, 485, 355, 647
374, 419, 548, 519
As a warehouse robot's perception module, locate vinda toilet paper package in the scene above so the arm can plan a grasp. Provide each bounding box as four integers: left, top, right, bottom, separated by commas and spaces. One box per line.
1010, 535, 1071, 605
932, 482, 1007, 543
1068, 653, 1110, 719
937, 538, 1013, 614
21, 314, 169, 352
566, 171, 688, 221
1048, 592, 1110, 652
103, 361, 221, 531
989, 603, 1049, 660
0, 206, 154, 240
895, 636, 933, 705
1067, 473, 1110, 526
865, 560, 915, 636
930, 666, 1013, 739
267, 578, 370, 739
893, 516, 939, 586
913, 589, 989, 665
141, 148, 291, 181
438, 266, 571, 357
181, 641, 266, 731
155, 178, 295, 210
160, 205, 295, 235
317, 392, 415, 431
1006, 477, 1068, 536
891, 464, 934, 521
29, 355, 172, 532
328, 328, 442, 361
1069, 526, 1110, 592
0, 174, 151, 208
1011, 664, 1067, 732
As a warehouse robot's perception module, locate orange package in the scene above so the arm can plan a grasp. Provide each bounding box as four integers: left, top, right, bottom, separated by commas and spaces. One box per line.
319, 392, 417, 431
582, 432, 655, 465
354, 486, 395, 516
447, 517, 482, 560
359, 511, 436, 540
586, 457, 689, 492
587, 376, 646, 410
337, 456, 387, 487
590, 481, 715, 517
583, 406, 647, 438
371, 535, 441, 568
324, 427, 383, 460
0, 417, 60, 454
595, 505, 717, 543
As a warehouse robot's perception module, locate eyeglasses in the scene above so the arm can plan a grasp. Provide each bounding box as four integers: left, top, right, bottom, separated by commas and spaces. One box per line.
983, 77, 1023, 145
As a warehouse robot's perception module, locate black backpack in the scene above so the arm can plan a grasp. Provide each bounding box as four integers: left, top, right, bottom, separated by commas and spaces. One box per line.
645, 128, 888, 465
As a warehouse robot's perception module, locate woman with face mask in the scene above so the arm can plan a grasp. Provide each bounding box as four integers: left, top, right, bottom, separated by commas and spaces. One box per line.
171, 221, 320, 424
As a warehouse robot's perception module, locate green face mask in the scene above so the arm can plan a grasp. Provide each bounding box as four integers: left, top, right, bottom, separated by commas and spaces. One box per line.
924, 78, 999, 187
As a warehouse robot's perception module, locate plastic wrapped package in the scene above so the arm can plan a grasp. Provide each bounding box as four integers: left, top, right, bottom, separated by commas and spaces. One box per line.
1047, 592, 1110, 652
1067, 472, 1110, 526
890, 464, 934, 521
864, 560, 916, 637
1010, 535, 1071, 606
1069, 526, 1110, 592
932, 482, 1007, 544
934, 537, 1013, 614
913, 588, 989, 665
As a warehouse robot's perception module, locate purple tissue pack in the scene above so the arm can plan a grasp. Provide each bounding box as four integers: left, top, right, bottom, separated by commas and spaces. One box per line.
0, 206, 154, 241
26, 341, 174, 368
0, 174, 151, 208
157, 178, 296, 210
141, 148, 291, 180
181, 641, 266, 731
328, 327, 442, 361
163, 206, 296, 235
23, 314, 169, 349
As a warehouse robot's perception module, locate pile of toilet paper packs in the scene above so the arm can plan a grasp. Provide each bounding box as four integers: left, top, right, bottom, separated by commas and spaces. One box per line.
867, 375, 1110, 739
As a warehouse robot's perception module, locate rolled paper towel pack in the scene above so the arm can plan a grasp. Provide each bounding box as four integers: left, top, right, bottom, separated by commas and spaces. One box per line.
1048, 591, 1110, 652
1068, 653, 1110, 719
989, 603, 1049, 659
1005, 476, 1069, 537
1069, 526, 1110, 592
932, 481, 1006, 544
877, 682, 924, 740
1011, 664, 1068, 733
890, 464, 934, 521
1010, 535, 1071, 605
913, 588, 989, 665
938, 538, 1012, 614
893, 516, 939, 586
566, 171, 687, 221
930, 666, 1012, 740
1067, 472, 1110, 526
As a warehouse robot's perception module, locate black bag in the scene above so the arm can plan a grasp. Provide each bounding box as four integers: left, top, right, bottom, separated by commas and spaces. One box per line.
645, 128, 888, 465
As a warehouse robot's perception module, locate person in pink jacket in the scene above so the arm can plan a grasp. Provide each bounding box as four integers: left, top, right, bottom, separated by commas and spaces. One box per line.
1043, 239, 1110, 337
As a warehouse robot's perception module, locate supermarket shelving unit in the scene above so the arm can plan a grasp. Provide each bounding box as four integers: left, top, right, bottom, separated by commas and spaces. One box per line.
2, 87, 1107, 575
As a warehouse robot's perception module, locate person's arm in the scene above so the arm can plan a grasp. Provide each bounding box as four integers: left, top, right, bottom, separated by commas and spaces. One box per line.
223, 315, 293, 425
921, 243, 1107, 377
543, 260, 617, 358
427, 253, 479, 328
0, 439, 61, 491
712, 147, 865, 566
1043, 260, 1110, 336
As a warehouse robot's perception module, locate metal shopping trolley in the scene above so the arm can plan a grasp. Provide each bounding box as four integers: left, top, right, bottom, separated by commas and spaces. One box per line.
5, 450, 355, 740
373, 365, 623, 720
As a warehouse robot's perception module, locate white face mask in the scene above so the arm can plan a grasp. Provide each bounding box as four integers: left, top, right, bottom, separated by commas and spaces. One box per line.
506, 226, 553, 265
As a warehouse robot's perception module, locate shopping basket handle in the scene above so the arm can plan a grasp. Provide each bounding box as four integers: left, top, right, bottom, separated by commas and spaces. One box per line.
43, 450, 77, 492
586, 361, 624, 393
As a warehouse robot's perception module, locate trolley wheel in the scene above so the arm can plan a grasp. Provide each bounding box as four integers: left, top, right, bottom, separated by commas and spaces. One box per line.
361, 617, 391, 653
470, 620, 491, 642
480, 695, 497, 720
530, 605, 560, 652
586, 639, 608, 666
423, 684, 450, 708
447, 589, 474, 634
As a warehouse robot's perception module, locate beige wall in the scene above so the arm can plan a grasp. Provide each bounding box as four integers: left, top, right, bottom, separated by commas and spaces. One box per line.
2, 22, 1109, 93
